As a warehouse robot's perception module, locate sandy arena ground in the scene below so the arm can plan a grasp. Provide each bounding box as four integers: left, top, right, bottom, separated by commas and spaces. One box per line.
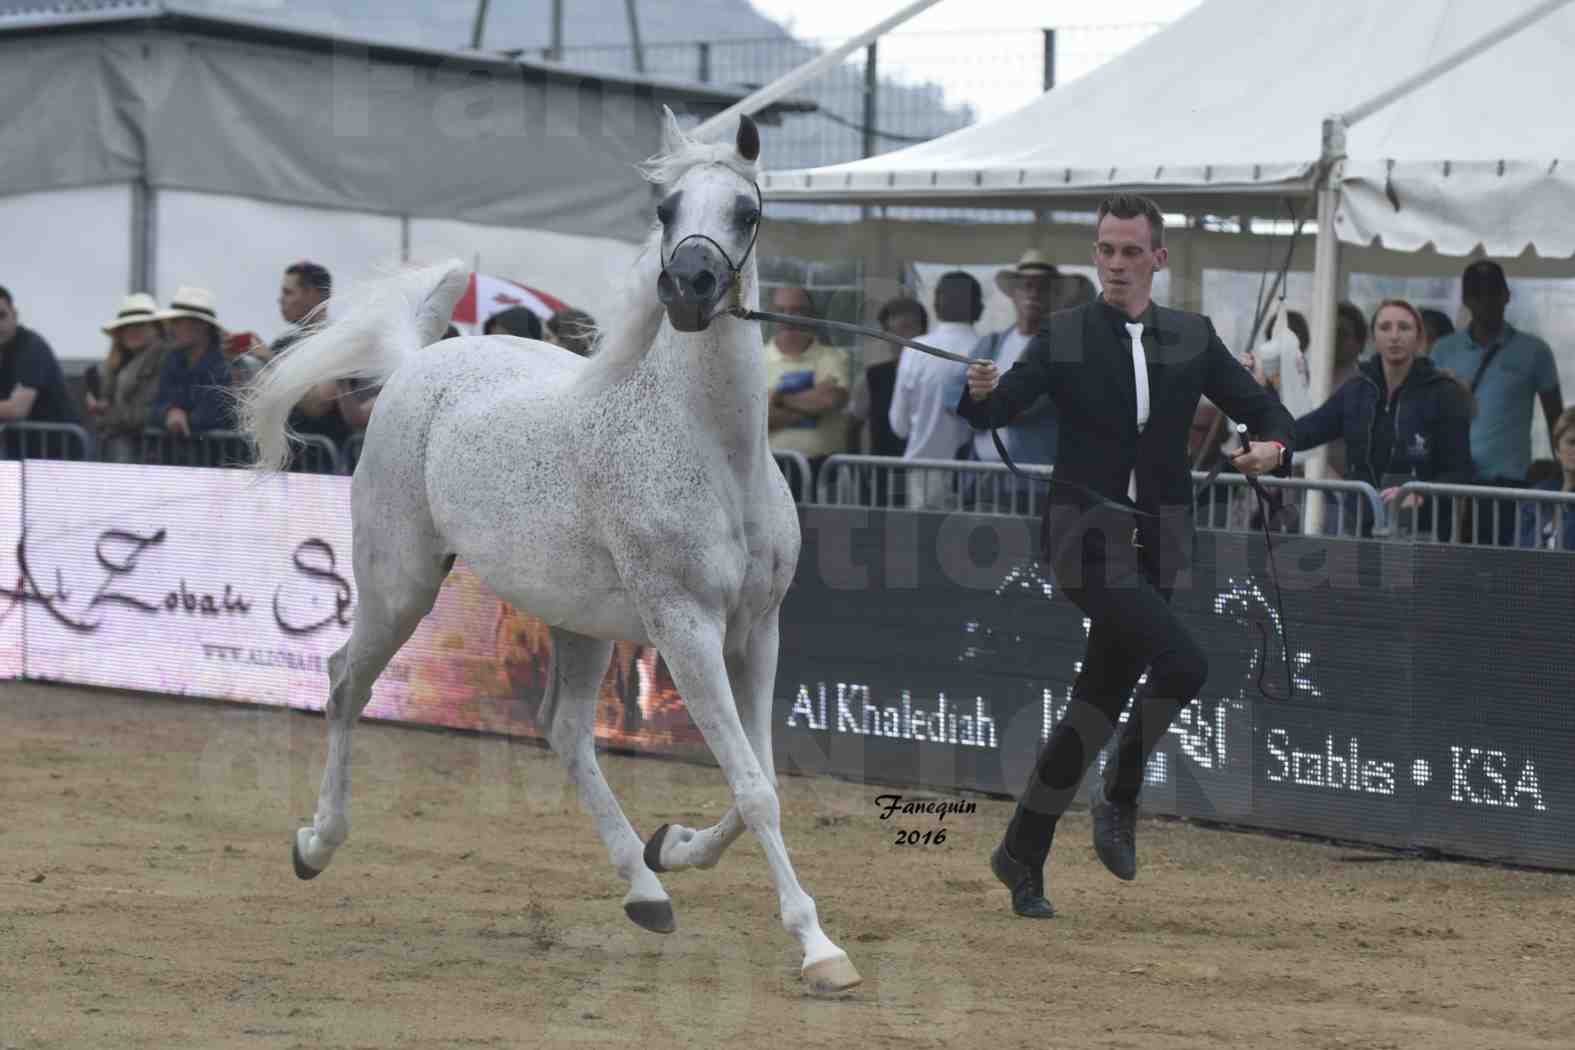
2, 681, 1572, 1049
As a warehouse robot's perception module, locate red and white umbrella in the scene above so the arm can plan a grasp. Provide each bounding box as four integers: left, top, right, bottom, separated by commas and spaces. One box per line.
451, 273, 569, 329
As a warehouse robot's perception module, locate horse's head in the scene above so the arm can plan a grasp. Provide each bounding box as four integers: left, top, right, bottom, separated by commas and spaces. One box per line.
653, 111, 762, 333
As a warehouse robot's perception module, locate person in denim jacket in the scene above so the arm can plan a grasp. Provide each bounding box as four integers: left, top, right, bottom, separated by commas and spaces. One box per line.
1292, 299, 1473, 537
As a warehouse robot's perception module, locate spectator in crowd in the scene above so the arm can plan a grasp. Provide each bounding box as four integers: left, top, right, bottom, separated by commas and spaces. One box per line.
1288, 299, 1472, 537
1430, 260, 1563, 544
888, 273, 980, 510
849, 296, 920, 458
960, 251, 1061, 509
271, 262, 374, 462
545, 308, 596, 356
87, 293, 170, 463
0, 284, 80, 457
1058, 273, 1098, 309
765, 285, 850, 495
1256, 309, 1310, 392
1518, 406, 1575, 551
151, 287, 234, 437
1419, 307, 1454, 353
843, 295, 918, 507
484, 306, 544, 341
1316, 301, 1369, 481
223, 331, 270, 387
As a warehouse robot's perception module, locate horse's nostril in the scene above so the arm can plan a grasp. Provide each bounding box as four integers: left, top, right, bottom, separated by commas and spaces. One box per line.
692, 271, 716, 298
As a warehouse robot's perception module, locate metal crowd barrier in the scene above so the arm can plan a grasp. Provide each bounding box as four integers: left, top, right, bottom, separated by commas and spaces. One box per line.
0, 421, 95, 460
771, 450, 813, 503
808, 453, 1392, 537
1397, 480, 1575, 549
1191, 472, 1387, 538
344, 432, 366, 473
815, 454, 1055, 517
133, 428, 343, 474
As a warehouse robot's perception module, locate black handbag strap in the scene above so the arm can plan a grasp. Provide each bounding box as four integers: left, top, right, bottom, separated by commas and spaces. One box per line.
1469, 341, 1506, 393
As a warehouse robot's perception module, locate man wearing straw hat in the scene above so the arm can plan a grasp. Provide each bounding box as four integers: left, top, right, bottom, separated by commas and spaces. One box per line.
150, 286, 234, 438
89, 292, 171, 462
955, 251, 1063, 509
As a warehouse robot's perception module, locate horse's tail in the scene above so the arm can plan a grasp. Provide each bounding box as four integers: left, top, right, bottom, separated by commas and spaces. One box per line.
238, 258, 470, 473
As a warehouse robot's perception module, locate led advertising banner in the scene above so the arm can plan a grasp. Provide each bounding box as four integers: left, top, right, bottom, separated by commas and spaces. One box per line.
0, 462, 20, 679
2, 462, 705, 758
7, 469, 1571, 868
772, 508, 1575, 870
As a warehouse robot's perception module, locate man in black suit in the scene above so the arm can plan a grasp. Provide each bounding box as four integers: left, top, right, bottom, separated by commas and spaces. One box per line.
959, 194, 1295, 918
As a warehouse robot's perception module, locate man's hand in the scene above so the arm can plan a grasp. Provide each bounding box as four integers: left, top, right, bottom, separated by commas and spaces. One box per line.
0, 384, 38, 421
165, 406, 191, 437
966, 361, 999, 401
1230, 440, 1283, 477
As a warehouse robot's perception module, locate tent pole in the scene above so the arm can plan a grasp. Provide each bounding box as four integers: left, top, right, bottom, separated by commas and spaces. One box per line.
691, 0, 943, 140
1341, 0, 1574, 126
1302, 117, 1346, 535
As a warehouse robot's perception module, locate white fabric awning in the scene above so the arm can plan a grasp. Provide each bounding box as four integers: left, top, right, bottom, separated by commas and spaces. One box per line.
762, 0, 1575, 257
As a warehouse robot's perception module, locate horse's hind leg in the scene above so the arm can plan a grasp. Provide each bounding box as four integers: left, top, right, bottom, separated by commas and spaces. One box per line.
543, 628, 674, 933
292, 531, 450, 879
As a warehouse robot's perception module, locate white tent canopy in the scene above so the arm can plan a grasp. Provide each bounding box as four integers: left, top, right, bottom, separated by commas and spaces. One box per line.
762, 0, 1575, 259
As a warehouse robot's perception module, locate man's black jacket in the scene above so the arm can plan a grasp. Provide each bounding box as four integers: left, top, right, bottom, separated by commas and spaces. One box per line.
957, 298, 1295, 588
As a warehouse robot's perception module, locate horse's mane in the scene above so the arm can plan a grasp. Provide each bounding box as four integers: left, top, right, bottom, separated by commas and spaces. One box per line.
586, 121, 760, 372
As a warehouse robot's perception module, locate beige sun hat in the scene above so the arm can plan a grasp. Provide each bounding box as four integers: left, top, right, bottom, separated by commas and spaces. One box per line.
101, 292, 161, 334
993, 250, 1061, 296
157, 286, 222, 327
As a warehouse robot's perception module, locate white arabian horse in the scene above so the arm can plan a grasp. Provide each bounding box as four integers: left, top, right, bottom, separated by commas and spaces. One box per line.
239, 110, 860, 995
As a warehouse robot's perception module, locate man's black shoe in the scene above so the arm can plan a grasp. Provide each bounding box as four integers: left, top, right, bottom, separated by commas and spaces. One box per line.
990, 842, 1056, 918
1090, 781, 1137, 881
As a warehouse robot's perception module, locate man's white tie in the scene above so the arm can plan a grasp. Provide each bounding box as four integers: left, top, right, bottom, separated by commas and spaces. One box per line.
1125, 321, 1150, 501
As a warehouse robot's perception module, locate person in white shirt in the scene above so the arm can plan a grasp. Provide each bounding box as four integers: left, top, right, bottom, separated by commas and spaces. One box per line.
887, 272, 982, 509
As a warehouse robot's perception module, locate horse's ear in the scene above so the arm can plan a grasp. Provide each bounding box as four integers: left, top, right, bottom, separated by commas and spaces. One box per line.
660, 105, 686, 154
737, 113, 760, 162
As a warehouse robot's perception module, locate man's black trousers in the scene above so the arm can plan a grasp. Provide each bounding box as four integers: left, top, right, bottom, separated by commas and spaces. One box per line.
1004, 536, 1209, 864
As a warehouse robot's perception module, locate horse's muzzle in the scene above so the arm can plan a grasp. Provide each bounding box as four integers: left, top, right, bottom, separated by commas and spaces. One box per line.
658, 241, 734, 333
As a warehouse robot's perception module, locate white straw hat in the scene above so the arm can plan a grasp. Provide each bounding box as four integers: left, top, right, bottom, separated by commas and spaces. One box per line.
101, 292, 161, 334
157, 286, 222, 327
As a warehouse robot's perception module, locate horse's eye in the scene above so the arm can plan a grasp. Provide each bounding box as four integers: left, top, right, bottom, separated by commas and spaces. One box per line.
740, 209, 760, 227
656, 202, 674, 226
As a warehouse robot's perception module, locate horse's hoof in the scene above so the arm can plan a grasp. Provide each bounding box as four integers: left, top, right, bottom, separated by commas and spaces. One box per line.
292, 836, 322, 881
802, 952, 862, 996
643, 823, 671, 873
623, 898, 676, 934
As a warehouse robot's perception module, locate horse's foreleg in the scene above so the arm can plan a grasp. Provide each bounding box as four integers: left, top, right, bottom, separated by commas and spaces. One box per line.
643, 610, 781, 874
651, 607, 859, 994
293, 548, 448, 879
545, 629, 674, 933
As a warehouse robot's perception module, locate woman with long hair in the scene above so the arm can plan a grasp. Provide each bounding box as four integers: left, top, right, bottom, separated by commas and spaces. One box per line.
88, 293, 170, 463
